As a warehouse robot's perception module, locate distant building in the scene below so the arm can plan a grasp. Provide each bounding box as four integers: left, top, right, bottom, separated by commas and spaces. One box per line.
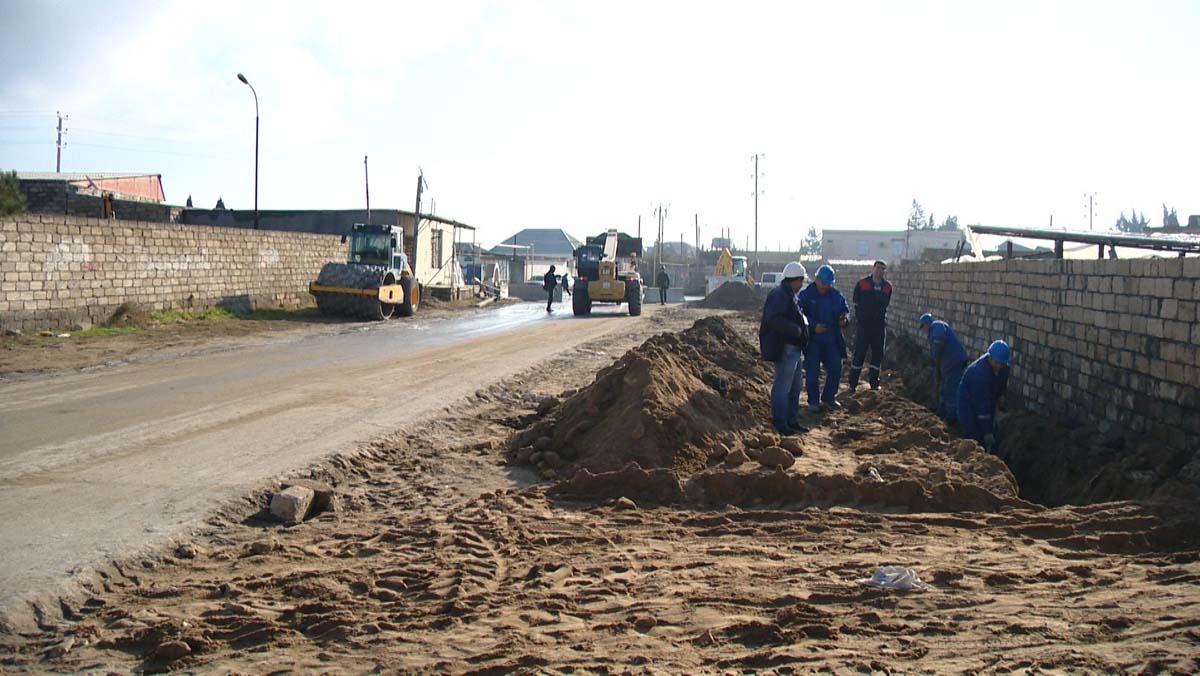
15, 171, 175, 221
821, 228, 964, 264
486, 228, 582, 282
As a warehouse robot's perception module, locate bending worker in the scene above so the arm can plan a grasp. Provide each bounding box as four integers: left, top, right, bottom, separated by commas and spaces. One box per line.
846, 260, 892, 391
758, 262, 810, 435
797, 264, 849, 411
919, 313, 969, 423
957, 340, 1011, 450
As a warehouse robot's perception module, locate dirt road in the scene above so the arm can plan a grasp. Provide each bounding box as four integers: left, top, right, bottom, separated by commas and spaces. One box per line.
0, 302, 660, 627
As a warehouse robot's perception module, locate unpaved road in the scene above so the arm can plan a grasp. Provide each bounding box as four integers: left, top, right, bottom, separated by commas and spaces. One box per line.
0, 302, 660, 626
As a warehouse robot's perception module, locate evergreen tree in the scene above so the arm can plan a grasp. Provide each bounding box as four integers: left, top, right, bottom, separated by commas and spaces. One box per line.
0, 171, 25, 216
906, 200, 925, 231
799, 226, 822, 255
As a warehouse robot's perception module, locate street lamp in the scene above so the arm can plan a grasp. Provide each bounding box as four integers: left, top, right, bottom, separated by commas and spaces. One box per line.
237, 72, 259, 229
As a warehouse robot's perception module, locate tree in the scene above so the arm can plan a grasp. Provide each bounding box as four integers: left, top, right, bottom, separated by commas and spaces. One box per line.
906, 200, 926, 231
927, 213, 935, 230
1115, 209, 1149, 233
799, 226, 822, 255
0, 170, 26, 216
940, 215, 960, 231
1162, 203, 1180, 228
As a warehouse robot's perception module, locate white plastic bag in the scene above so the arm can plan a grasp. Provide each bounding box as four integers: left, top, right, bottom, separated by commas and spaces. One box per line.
860, 566, 928, 591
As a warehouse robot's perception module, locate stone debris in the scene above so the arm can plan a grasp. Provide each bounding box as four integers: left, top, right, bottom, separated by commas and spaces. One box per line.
270, 485, 315, 525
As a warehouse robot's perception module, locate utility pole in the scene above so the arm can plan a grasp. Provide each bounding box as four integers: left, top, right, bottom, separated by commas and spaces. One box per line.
653, 203, 667, 273
363, 155, 371, 224
752, 153, 765, 275
412, 171, 426, 278
1083, 192, 1098, 231
55, 111, 68, 172
637, 214, 641, 239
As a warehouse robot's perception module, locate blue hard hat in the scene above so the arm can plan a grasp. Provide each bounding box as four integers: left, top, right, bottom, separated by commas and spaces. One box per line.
919, 313, 934, 327
815, 265, 835, 285
987, 340, 1010, 365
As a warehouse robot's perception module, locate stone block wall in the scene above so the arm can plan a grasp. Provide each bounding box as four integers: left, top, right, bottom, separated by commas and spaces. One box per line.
883, 258, 1200, 448
0, 214, 343, 332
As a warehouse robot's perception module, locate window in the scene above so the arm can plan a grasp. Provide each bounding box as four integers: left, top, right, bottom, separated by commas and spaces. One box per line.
856, 240, 870, 257
892, 240, 905, 258
430, 229, 444, 269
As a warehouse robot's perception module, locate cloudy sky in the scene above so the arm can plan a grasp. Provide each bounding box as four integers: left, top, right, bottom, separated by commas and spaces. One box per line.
1, 0, 1197, 248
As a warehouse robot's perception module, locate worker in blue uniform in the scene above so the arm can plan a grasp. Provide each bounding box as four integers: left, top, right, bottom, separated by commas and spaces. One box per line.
797, 264, 849, 411
847, 261, 893, 391
957, 340, 1011, 450
919, 313, 969, 423
758, 261, 811, 435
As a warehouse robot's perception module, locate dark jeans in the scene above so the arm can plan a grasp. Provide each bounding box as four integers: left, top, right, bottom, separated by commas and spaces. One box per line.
546, 289, 554, 311
848, 324, 885, 389
771, 344, 805, 431
659, 287, 668, 304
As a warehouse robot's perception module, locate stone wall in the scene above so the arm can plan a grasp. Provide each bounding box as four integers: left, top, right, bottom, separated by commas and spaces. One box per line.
883, 258, 1200, 448
0, 214, 343, 332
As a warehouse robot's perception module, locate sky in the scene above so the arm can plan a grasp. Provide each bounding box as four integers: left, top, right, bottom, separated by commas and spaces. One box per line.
1, 0, 1197, 249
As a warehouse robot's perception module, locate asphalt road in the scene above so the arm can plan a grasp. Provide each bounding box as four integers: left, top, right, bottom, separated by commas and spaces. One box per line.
0, 301, 650, 627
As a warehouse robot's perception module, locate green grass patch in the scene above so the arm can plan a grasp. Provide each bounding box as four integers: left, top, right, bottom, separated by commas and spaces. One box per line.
69, 325, 144, 338
150, 306, 316, 324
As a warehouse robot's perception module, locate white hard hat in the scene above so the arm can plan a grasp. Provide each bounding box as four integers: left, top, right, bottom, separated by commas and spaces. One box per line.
782, 261, 808, 280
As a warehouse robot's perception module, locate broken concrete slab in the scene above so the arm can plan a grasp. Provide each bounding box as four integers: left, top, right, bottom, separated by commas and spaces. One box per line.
270, 485, 314, 525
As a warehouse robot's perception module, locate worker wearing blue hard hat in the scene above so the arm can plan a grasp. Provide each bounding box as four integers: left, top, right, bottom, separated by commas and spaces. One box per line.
797, 264, 849, 411
919, 312, 969, 423
957, 339, 1011, 450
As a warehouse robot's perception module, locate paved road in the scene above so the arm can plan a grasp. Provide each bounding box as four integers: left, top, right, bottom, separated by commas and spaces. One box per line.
0, 302, 650, 627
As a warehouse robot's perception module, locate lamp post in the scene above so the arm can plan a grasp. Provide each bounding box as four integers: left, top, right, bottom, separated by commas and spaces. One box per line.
236, 73, 259, 229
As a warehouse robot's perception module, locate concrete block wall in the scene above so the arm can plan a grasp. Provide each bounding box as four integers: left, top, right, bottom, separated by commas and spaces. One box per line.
20, 180, 179, 223
0, 214, 343, 332
883, 258, 1200, 448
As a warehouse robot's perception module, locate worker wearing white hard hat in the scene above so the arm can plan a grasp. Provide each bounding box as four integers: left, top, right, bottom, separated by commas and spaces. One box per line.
758, 261, 811, 435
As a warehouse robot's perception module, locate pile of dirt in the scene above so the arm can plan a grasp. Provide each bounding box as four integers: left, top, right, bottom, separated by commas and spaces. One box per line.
690, 281, 766, 311
508, 316, 773, 477
104, 301, 152, 328
883, 330, 1200, 506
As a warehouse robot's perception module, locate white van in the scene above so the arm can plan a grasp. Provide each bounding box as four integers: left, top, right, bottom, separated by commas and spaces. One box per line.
757, 272, 783, 288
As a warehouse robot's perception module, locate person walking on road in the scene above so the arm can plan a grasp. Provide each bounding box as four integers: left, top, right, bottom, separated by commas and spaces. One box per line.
919, 313, 969, 423
759, 262, 811, 435
797, 264, 849, 411
957, 340, 1011, 451
846, 260, 892, 391
656, 268, 671, 305
561, 272, 571, 297
543, 265, 558, 312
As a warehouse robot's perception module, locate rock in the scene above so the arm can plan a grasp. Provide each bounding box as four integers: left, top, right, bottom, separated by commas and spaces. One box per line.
536, 397, 559, 415
44, 637, 75, 658
515, 447, 534, 464
541, 468, 558, 480
725, 449, 749, 467
3, 328, 21, 337
756, 446, 795, 470
282, 479, 336, 517
533, 436, 554, 452
249, 539, 277, 555
154, 639, 192, 661
562, 388, 578, 398
175, 543, 200, 559
863, 467, 884, 483
530, 451, 544, 465
472, 439, 497, 451
955, 439, 979, 455
270, 485, 315, 524
758, 432, 779, 448
614, 496, 639, 511
779, 437, 804, 456
541, 451, 562, 469
633, 615, 658, 632
709, 442, 731, 463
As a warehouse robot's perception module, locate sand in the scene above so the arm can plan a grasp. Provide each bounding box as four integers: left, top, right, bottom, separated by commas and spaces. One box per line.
2, 310, 1198, 674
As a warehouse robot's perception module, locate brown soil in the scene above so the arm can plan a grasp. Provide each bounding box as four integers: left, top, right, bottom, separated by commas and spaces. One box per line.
690, 281, 766, 310
3, 309, 1199, 673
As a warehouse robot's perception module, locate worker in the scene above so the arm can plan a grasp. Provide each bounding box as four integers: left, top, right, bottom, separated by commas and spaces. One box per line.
543, 265, 558, 312
561, 272, 571, 296
758, 261, 810, 435
656, 268, 671, 305
919, 313, 969, 423
846, 260, 892, 391
797, 264, 849, 411
957, 340, 1011, 451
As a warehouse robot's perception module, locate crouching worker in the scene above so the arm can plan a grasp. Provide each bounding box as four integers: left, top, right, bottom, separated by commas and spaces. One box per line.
919, 313, 968, 423
758, 261, 811, 436
957, 340, 1010, 451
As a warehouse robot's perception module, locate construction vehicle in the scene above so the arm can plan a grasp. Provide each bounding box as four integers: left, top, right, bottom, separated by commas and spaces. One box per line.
705, 247, 750, 294
308, 223, 420, 320
572, 229, 644, 316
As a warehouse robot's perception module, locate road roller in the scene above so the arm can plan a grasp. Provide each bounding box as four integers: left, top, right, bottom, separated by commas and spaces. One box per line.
308, 223, 420, 320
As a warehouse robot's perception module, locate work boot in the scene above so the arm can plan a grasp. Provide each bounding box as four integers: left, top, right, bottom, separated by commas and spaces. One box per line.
823, 399, 843, 410
787, 421, 810, 434
846, 369, 861, 390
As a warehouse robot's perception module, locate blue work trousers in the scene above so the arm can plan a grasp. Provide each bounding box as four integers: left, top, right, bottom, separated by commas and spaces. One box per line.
937, 363, 965, 423
771, 344, 805, 430
805, 337, 842, 406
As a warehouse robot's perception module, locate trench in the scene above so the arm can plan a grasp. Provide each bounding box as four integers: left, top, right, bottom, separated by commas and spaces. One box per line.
880, 328, 1198, 508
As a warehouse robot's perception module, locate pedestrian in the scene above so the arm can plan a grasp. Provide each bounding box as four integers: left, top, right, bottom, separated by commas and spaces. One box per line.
919, 313, 969, 423
758, 261, 810, 435
561, 272, 571, 296
797, 264, 849, 411
957, 340, 1011, 451
543, 265, 558, 312
846, 260, 892, 391
656, 267, 671, 305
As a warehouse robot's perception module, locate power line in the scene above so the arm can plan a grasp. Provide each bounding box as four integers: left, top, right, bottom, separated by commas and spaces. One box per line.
69, 141, 232, 160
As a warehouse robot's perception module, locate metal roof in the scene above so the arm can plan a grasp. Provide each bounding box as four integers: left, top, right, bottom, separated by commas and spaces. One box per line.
487, 229, 582, 257
969, 224, 1200, 256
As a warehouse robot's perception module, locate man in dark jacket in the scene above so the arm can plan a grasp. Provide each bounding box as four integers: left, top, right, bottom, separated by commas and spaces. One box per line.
543, 265, 558, 312
656, 268, 670, 305
759, 262, 810, 435
846, 260, 892, 391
